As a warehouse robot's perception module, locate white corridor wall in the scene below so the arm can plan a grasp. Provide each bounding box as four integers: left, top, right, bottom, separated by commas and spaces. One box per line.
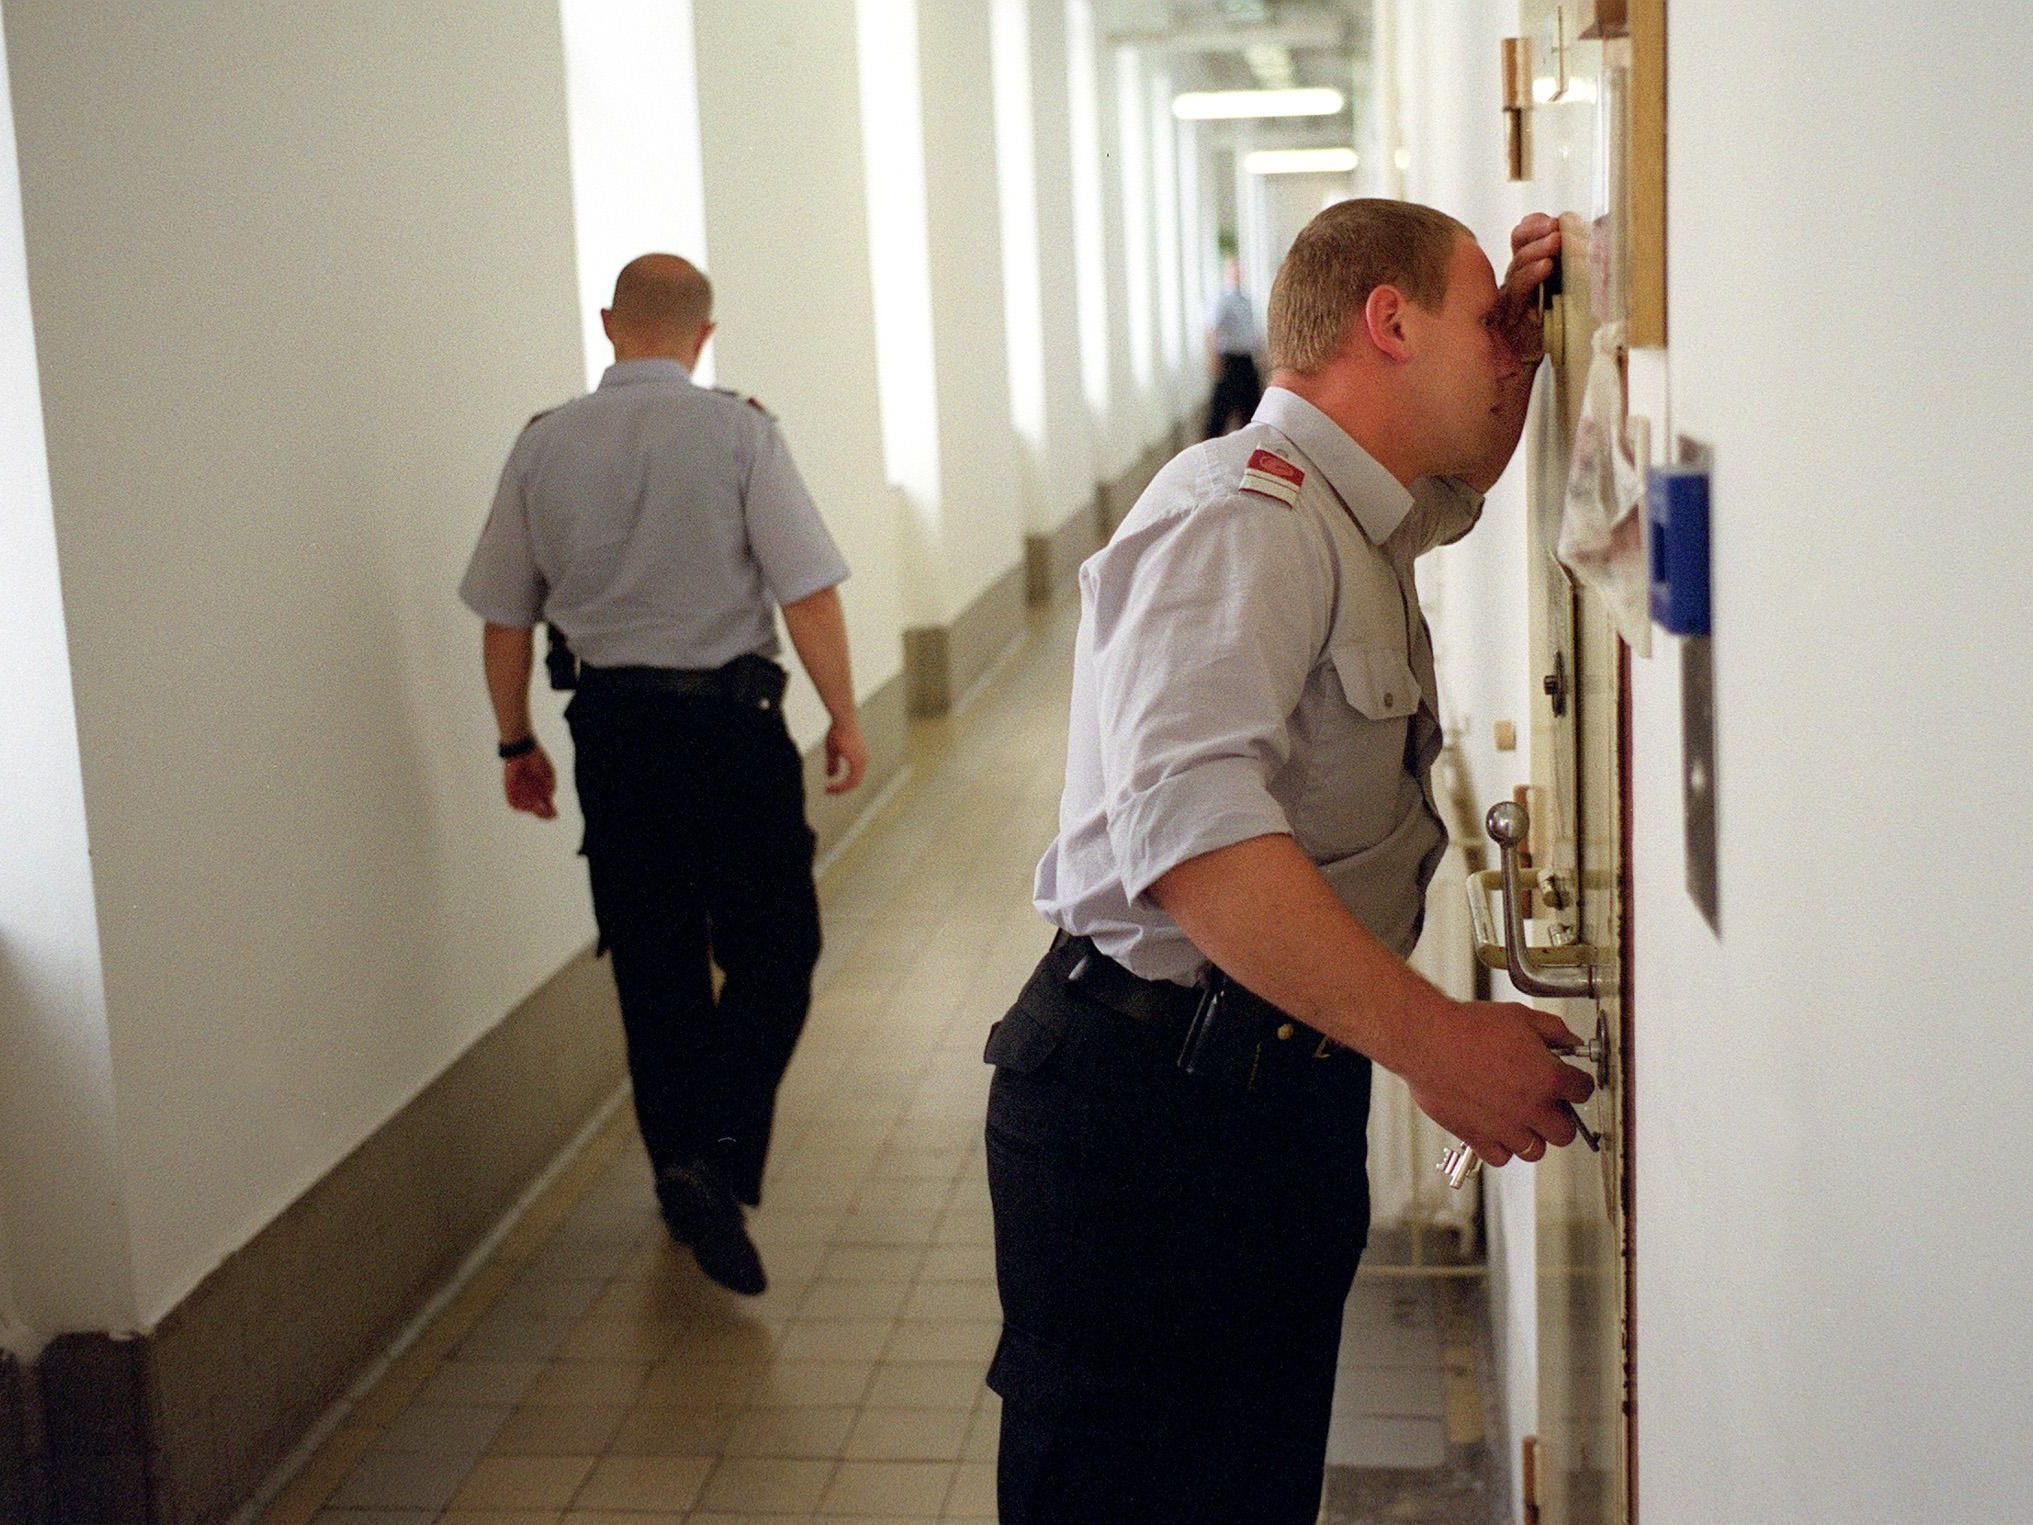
1635, 3, 2033, 1519
1391, 1, 2033, 1518
2, 0, 595, 1325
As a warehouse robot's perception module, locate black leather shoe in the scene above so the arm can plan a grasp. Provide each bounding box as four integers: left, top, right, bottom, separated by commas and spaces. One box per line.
655, 1160, 767, 1296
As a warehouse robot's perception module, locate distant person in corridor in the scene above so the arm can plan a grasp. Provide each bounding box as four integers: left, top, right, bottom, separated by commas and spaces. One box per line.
984, 201, 1594, 1522
1203, 253, 1263, 436
459, 254, 865, 1296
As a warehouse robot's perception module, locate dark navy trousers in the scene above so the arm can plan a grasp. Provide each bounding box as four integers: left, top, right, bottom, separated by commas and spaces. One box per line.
984, 944, 1373, 1524
566, 685, 820, 1206
1204, 352, 1264, 438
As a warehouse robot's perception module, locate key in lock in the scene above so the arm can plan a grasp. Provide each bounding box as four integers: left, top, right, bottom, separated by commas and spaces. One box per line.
1436, 1030, 1605, 1189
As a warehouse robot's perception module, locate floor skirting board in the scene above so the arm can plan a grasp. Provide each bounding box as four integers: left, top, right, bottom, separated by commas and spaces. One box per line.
902, 566, 1027, 719
29, 953, 626, 1525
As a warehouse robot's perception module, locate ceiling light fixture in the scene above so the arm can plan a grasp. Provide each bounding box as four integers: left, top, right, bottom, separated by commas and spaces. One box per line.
1245, 147, 1360, 175
1171, 87, 1345, 121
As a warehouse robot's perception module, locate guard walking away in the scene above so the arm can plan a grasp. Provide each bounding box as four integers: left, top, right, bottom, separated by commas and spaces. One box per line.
460, 254, 865, 1296
1203, 253, 1263, 437
984, 200, 1595, 1522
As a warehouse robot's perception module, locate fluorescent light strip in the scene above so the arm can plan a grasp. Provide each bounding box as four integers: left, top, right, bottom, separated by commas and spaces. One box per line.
1245, 147, 1359, 175
1171, 87, 1344, 121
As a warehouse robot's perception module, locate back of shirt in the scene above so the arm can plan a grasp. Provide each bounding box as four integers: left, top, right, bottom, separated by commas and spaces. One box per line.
459, 359, 848, 670
1206, 287, 1259, 357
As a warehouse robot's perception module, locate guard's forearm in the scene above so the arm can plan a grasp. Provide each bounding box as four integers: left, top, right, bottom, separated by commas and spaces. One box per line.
781, 585, 858, 727
1148, 832, 1445, 1075
481, 622, 537, 742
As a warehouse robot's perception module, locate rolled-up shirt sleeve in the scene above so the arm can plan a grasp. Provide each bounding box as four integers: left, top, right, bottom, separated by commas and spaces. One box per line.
1089, 480, 1335, 905
458, 437, 547, 627
744, 420, 850, 605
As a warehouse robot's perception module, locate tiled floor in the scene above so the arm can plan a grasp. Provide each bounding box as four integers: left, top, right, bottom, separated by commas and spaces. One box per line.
1319, 1270, 1507, 1524
261, 599, 1496, 1525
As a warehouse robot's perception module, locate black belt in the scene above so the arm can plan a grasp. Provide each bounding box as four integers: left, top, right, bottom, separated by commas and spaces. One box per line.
1047, 930, 1199, 1026
578, 663, 723, 697
1046, 931, 1350, 1084
577, 653, 788, 709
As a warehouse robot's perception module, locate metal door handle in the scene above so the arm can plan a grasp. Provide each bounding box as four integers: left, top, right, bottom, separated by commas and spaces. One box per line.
1465, 869, 1594, 976
1476, 800, 1601, 999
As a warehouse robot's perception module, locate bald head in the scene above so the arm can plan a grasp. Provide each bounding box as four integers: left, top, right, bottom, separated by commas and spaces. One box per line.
602, 254, 715, 364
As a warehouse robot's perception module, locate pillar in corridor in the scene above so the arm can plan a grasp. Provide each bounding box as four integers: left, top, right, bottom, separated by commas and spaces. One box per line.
1181, 120, 1224, 426
857, 0, 1026, 714
1086, 25, 1146, 479
1145, 62, 1195, 428
557, 0, 711, 390
689, 0, 907, 741
1064, 0, 1117, 477
1234, 130, 1278, 337
0, 14, 132, 1340
1113, 46, 1162, 447
1116, 48, 1196, 450
992, 0, 1099, 550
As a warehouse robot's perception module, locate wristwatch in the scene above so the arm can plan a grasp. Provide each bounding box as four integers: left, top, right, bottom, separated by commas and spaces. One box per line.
497, 735, 538, 760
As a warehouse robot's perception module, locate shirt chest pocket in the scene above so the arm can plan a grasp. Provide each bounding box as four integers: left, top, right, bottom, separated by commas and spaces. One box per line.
1282, 640, 1423, 858
1328, 643, 1421, 721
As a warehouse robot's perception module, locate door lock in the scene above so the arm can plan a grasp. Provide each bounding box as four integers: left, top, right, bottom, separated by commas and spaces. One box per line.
1542, 651, 1568, 716
1563, 1020, 1609, 1081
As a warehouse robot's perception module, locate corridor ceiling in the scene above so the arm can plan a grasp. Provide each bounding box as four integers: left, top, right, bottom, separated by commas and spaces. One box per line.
1097, 0, 1366, 149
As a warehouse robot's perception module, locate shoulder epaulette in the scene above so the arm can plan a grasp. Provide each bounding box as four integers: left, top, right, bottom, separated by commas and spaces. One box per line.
712, 385, 776, 421
1238, 447, 1305, 507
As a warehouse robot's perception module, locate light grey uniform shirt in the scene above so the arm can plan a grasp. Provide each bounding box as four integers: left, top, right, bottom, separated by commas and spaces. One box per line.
459, 359, 848, 668
1033, 386, 1483, 985
1206, 286, 1259, 357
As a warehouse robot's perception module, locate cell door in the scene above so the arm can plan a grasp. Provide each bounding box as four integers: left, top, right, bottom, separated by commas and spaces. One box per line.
1491, 3, 1663, 1521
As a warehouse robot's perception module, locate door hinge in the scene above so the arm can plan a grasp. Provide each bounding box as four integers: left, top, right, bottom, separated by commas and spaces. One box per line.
1501, 37, 1530, 180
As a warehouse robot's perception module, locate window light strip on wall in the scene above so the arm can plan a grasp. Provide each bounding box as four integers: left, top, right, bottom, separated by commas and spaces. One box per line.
1171, 87, 1344, 120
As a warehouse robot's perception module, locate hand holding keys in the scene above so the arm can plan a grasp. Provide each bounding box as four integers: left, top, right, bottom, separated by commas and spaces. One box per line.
1437, 1028, 1603, 1190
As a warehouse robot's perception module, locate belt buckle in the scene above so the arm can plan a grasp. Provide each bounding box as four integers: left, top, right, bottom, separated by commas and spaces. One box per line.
1272, 1018, 1337, 1060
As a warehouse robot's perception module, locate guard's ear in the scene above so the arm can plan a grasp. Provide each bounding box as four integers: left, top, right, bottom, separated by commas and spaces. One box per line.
599, 308, 615, 339
1361, 284, 1414, 363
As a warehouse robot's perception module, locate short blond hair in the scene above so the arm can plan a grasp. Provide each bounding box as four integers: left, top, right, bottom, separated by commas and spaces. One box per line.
1267, 199, 1473, 373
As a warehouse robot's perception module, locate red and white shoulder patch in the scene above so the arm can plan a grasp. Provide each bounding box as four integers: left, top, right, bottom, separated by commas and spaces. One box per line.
1240, 448, 1305, 507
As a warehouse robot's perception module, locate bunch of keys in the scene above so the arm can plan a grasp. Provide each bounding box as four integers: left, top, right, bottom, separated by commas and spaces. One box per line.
1438, 1101, 1600, 1190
